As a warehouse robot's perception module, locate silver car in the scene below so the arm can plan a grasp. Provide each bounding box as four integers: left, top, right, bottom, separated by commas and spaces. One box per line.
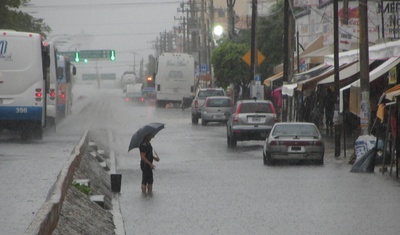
226, 99, 277, 148
263, 122, 325, 165
201, 96, 234, 125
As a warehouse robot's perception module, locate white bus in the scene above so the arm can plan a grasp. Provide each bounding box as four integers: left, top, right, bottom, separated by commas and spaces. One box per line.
155, 53, 195, 108
56, 55, 75, 119
46, 42, 60, 128
0, 31, 50, 139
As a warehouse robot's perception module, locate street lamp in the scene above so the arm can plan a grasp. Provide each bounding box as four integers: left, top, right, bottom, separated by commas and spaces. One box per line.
213, 25, 223, 37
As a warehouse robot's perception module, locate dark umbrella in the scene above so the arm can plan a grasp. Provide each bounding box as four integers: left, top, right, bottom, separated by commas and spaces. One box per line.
128, 123, 165, 152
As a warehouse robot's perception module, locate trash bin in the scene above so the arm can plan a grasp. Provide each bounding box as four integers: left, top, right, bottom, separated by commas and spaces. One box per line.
110, 174, 122, 193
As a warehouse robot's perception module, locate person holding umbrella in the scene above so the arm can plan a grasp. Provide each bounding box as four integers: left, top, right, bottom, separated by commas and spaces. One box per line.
129, 123, 165, 196
139, 134, 160, 196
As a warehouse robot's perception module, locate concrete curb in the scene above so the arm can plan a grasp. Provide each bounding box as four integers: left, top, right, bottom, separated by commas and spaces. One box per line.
24, 131, 89, 235
108, 129, 126, 235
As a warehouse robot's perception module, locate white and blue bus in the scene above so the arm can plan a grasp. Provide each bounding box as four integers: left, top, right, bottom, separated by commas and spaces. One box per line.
56, 55, 75, 119
46, 42, 60, 128
155, 53, 195, 108
0, 31, 50, 139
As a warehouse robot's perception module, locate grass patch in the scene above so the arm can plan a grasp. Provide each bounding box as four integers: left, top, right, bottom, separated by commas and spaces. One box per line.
72, 183, 93, 195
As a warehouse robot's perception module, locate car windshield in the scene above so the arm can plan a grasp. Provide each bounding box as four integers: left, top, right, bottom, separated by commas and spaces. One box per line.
239, 103, 272, 113
207, 98, 231, 107
198, 90, 224, 98
272, 124, 319, 137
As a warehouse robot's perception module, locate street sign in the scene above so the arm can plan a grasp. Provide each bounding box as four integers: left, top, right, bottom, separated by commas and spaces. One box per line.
58, 51, 76, 59
82, 73, 116, 80
79, 50, 113, 59
101, 73, 116, 80
200, 64, 208, 74
242, 50, 265, 66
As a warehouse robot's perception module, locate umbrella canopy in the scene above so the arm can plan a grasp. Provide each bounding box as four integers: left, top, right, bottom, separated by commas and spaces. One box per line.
128, 123, 165, 152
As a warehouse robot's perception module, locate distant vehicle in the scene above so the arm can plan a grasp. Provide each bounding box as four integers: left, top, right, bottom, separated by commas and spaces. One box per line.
226, 99, 277, 148
200, 96, 233, 126
0, 30, 50, 139
56, 55, 76, 119
124, 83, 143, 103
155, 53, 195, 108
46, 42, 60, 129
121, 71, 138, 93
263, 122, 325, 165
191, 88, 226, 124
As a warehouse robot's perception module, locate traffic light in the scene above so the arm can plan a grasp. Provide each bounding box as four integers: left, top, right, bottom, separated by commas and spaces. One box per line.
110, 50, 116, 61
74, 51, 80, 62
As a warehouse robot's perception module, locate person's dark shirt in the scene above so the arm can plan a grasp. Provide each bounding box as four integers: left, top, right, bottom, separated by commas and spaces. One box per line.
139, 141, 153, 169
324, 93, 335, 113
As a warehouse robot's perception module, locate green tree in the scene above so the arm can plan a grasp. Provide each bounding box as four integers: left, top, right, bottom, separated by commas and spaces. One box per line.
0, 0, 51, 37
211, 41, 251, 98
257, 0, 285, 79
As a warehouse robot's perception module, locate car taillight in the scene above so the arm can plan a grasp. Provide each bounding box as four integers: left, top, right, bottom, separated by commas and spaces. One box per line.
61, 92, 66, 98
269, 140, 279, 145
141, 97, 145, 102
311, 141, 323, 146
194, 100, 198, 109
125, 97, 130, 101
233, 113, 239, 122
49, 89, 56, 99
35, 88, 42, 100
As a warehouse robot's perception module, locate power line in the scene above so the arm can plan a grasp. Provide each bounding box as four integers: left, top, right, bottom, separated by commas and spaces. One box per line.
21, 1, 181, 9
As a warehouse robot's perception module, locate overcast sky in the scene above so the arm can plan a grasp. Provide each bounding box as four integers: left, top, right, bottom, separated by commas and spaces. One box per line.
23, 0, 182, 79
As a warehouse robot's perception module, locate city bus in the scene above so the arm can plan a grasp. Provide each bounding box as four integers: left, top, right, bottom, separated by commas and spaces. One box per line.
0, 30, 50, 139
46, 42, 60, 129
56, 55, 76, 119
155, 53, 195, 108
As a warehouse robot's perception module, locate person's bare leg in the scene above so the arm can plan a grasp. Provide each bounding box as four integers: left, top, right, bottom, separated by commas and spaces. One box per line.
141, 184, 147, 194
147, 184, 153, 195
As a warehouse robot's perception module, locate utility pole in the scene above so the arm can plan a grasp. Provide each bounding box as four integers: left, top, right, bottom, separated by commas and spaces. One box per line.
359, 0, 370, 135
227, 0, 236, 39
201, 0, 207, 65
250, 0, 257, 82
283, 0, 295, 122
334, 0, 340, 157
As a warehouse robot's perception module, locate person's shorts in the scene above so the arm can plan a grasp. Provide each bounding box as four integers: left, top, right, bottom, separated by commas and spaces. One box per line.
142, 168, 153, 185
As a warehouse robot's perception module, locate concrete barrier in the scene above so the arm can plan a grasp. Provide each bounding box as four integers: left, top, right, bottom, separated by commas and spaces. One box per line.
24, 131, 89, 235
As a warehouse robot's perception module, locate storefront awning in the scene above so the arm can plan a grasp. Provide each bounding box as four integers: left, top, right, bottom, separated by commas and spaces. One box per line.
338, 58, 400, 113
282, 83, 298, 97
317, 60, 364, 86
293, 63, 331, 82
263, 72, 283, 87
296, 63, 356, 93
324, 39, 400, 65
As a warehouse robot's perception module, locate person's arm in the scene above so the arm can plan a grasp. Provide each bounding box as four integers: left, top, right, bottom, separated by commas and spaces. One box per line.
153, 150, 160, 162
140, 151, 155, 169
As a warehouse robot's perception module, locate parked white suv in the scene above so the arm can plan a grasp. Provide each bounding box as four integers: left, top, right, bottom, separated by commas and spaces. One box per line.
191, 88, 226, 124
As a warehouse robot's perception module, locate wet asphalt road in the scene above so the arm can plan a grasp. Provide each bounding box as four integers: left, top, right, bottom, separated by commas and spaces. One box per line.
2, 87, 399, 235
102, 91, 400, 235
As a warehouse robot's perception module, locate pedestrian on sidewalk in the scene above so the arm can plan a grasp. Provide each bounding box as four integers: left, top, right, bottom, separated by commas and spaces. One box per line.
324, 88, 335, 137
139, 134, 160, 196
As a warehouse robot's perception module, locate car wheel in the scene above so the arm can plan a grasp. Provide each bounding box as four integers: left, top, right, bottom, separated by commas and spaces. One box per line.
192, 115, 198, 124
316, 156, 324, 165
264, 152, 273, 165
229, 135, 237, 148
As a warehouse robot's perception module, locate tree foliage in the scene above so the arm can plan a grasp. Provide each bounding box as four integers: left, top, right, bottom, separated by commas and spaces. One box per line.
211, 41, 250, 93
257, 0, 285, 79
0, 0, 51, 37
210, 0, 284, 98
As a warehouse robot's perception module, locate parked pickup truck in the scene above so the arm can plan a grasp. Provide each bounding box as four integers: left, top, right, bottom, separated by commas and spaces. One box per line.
191, 88, 226, 124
